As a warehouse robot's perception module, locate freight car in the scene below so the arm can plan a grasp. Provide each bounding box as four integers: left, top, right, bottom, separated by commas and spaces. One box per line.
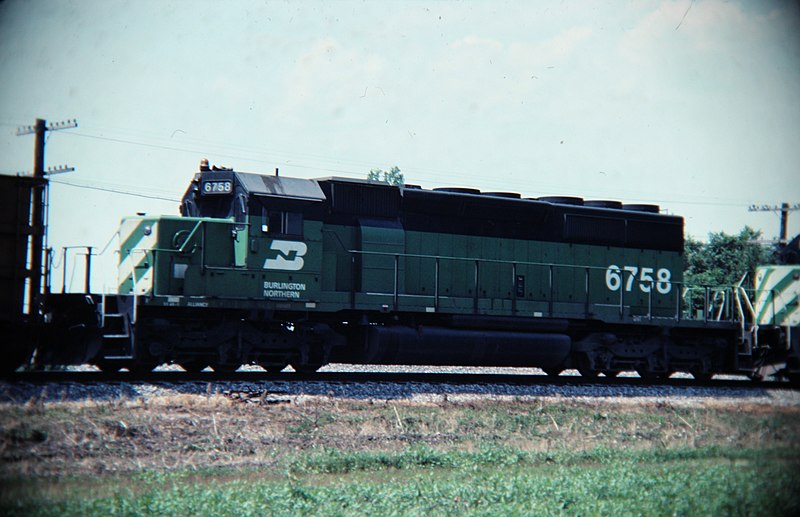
2, 165, 797, 380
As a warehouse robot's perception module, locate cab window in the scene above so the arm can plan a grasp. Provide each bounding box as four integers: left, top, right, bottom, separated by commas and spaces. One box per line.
234, 194, 248, 229
261, 206, 303, 236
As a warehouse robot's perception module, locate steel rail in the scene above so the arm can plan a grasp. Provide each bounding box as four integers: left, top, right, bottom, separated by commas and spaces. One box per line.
2, 370, 797, 391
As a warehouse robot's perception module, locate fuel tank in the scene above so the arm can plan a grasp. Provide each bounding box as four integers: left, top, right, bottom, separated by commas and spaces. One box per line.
358, 326, 571, 368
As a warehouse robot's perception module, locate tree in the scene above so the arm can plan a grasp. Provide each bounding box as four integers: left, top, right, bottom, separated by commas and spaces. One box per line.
683, 227, 777, 287
367, 166, 404, 187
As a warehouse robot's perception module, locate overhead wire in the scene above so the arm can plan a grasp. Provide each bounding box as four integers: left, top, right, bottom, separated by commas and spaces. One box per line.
63, 131, 365, 177
51, 125, 757, 209
74, 121, 409, 172
49, 178, 181, 202
66, 122, 531, 187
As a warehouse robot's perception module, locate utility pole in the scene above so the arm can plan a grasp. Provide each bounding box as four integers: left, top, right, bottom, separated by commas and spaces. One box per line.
16, 118, 77, 312
748, 203, 800, 244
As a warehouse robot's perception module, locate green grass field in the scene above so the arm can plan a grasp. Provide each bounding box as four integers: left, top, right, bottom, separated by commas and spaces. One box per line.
1, 394, 799, 515
2, 445, 798, 516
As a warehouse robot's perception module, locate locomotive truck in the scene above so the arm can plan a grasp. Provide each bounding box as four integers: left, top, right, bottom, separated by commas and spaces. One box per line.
1, 164, 798, 379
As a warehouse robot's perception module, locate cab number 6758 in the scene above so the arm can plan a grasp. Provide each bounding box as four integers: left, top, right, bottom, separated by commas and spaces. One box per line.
605, 265, 672, 294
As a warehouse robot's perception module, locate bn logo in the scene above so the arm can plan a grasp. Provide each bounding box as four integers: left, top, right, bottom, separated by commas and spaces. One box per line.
263, 241, 307, 271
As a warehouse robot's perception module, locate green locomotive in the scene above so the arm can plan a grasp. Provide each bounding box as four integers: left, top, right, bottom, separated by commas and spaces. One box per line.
2, 165, 795, 379
90, 164, 777, 378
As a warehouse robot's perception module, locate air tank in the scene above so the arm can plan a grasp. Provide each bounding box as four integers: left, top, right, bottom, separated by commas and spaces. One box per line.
360, 326, 571, 368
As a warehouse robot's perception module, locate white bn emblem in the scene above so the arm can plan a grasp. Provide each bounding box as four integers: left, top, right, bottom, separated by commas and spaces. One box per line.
263, 241, 307, 271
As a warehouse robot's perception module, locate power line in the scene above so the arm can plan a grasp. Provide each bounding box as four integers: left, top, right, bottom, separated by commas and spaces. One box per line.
73, 121, 400, 171
63, 131, 366, 177
15, 118, 78, 305
58, 127, 767, 210
49, 178, 181, 203
748, 203, 800, 243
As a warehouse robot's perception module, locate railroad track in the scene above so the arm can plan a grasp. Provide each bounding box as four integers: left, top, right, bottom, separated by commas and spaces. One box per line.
2, 369, 798, 391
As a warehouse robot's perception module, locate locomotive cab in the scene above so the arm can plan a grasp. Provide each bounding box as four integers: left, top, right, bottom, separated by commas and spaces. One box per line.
180, 169, 242, 221
107, 167, 329, 372
180, 165, 324, 235
170, 164, 325, 300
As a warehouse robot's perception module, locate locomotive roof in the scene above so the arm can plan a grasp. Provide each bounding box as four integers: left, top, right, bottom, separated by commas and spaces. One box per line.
182, 169, 683, 251
312, 175, 683, 252
208, 171, 674, 222
235, 171, 325, 202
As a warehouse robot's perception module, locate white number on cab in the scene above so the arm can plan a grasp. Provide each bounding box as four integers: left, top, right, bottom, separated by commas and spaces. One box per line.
605, 265, 671, 294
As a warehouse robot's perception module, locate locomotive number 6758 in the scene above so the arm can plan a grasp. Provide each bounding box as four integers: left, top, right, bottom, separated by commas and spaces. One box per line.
605, 265, 672, 294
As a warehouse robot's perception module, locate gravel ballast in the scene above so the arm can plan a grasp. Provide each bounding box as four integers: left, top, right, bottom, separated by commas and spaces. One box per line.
2, 364, 798, 408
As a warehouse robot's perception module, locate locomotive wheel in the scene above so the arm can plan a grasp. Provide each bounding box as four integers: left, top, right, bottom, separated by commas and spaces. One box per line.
690, 368, 712, 381
180, 360, 207, 373
291, 343, 327, 374
602, 370, 621, 378
292, 363, 322, 374
260, 363, 288, 373
637, 368, 672, 379
2, 343, 33, 374
94, 361, 123, 373
543, 368, 563, 377
636, 368, 656, 379
577, 356, 598, 378
212, 363, 239, 373
129, 363, 158, 374
747, 371, 764, 382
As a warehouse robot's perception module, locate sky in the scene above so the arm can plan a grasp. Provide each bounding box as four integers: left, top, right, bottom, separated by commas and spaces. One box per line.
0, 0, 798, 292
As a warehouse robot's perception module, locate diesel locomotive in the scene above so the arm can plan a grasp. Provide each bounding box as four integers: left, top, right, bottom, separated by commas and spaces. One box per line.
2, 164, 798, 379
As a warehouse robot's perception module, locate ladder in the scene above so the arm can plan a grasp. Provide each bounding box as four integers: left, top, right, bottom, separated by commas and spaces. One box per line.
100, 294, 134, 360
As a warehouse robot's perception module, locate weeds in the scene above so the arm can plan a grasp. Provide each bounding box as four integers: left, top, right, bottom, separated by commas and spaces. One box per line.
2, 447, 798, 516
1, 396, 799, 515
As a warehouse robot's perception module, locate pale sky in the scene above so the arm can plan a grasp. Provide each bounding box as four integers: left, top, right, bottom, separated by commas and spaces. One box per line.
1, 0, 798, 292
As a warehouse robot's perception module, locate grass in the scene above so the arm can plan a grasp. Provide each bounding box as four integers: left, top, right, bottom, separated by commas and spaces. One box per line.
1, 394, 799, 515
1, 445, 798, 516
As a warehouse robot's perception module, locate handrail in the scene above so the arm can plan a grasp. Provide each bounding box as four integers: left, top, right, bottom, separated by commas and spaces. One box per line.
347, 248, 759, 323
149, 218, 247, 256
733, 288, 745, 335
100, 292, 106, 328
681, 285, 757, 323
738, 286, 757, 321
347, 248, 624, 272
129, 250, 139, 324
178, 220, 204, 254
350, 248, 674, 319
737, 286, 759, 347
714, 290, 726, 321
117, 230, 761, 327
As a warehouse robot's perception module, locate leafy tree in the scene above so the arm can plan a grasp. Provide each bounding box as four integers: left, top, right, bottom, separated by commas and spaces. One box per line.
683, 227, 776, 287
367, 166, 404, 186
